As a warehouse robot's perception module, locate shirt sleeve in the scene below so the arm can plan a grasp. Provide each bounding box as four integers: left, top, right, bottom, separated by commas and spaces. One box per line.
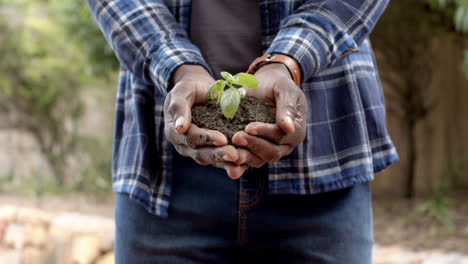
266, 0, 389, 83
86, 0, 210, 93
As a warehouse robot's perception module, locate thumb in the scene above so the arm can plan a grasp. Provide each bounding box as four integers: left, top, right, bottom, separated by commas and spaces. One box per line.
275, 83, 300, 134
174, 105, 191, 135
165, 92, 192, 135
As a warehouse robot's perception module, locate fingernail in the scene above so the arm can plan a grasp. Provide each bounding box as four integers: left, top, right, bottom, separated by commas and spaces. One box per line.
213, 137, 227, 146
223, 154, 233, 162
236, 137, 248, 146
282, 116, 295, 134
284, 116, 293, 126
245, 124, 256, 135
247, 128, 257, 136
175, 117, 185, 131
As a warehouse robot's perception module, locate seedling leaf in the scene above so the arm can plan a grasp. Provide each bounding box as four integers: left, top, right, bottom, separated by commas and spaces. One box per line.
221, 72, 235, 82
231, 73, 258, 89
216, 89, 224, 104
238, 88, 246, 98
220, 87, 240, 119
207, 80, 225, 100
208, 71, 259, 119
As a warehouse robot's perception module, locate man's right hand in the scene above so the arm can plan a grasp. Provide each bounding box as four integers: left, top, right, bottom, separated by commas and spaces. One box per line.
164, 65, 249, 179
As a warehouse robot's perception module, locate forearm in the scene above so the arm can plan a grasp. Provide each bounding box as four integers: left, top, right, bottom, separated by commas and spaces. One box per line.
86, 0, 209, 92
266, 0, 389, 82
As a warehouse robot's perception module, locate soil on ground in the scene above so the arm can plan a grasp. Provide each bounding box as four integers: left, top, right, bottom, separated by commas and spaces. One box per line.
373, 188, 468, 253
192, 96, 276, 141
1, 187, 468, 256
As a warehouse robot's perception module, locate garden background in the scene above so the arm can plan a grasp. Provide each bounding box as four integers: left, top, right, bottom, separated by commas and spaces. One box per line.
0, 0, 467, 263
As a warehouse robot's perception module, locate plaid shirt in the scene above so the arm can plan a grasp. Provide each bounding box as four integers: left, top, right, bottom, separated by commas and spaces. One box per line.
87, 0, 398, 217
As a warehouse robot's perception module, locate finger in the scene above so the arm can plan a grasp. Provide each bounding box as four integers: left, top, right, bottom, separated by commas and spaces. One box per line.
175, 145, 239, 165
232, 132, 291, 163
214, 162, 249, 179
274, 80, 305, 134
166, 91, 192, 134
235, 149, 266, 168
244, 122, 285, 143
168, 124, 228, 147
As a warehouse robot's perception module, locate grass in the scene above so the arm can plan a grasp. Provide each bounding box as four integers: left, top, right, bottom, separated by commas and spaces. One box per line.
0, 169, 113, 200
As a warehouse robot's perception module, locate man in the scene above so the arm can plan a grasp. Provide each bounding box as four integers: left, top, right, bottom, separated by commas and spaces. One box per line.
87, 0, 398, 263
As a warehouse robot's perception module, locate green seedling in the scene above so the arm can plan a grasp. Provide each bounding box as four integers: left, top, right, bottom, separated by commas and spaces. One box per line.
207, 71, 258, 119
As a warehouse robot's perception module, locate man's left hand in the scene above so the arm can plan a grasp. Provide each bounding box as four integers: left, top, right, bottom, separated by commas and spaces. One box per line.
232, 63, 308, 169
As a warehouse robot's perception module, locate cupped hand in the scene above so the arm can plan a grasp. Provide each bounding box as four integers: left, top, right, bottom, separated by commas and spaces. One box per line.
164, 65, 248, 179
232, 63, 308, 167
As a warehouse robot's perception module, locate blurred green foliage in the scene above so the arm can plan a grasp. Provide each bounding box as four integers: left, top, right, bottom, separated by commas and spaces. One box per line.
48, 0, 118, 77
428, 0, 468, 32
0, 1, 83, 184
429, 0, 468, 75
0, 0, 114, 194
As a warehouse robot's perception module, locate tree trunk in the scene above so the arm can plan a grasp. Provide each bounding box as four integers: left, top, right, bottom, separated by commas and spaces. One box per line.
405, 118, 417, 198
30, 129, 67, 186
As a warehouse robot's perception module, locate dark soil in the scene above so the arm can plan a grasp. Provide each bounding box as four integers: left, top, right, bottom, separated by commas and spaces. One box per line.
192, 96, 276, 141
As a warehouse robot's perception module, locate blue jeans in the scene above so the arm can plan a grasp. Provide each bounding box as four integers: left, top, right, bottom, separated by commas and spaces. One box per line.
115, 153, 374, 263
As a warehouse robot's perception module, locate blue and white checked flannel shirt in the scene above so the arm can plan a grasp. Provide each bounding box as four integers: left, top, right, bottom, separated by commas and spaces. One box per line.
87, 0, 399, 217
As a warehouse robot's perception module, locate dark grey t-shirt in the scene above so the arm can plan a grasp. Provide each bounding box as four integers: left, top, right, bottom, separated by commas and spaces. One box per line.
189, 0, 263, 79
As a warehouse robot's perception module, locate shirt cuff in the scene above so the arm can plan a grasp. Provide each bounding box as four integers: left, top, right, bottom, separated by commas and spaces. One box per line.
266, 26, 359, 83
149, 40, 211, 93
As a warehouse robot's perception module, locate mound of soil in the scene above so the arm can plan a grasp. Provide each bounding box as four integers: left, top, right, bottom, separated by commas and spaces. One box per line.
192, 96, 276, 141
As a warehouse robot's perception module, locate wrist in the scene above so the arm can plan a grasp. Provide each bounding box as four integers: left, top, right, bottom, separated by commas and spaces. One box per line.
170, 64, 214, 105
255, 63, 291, 79
171, 64, 211, 87
246, 54, 302, 86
